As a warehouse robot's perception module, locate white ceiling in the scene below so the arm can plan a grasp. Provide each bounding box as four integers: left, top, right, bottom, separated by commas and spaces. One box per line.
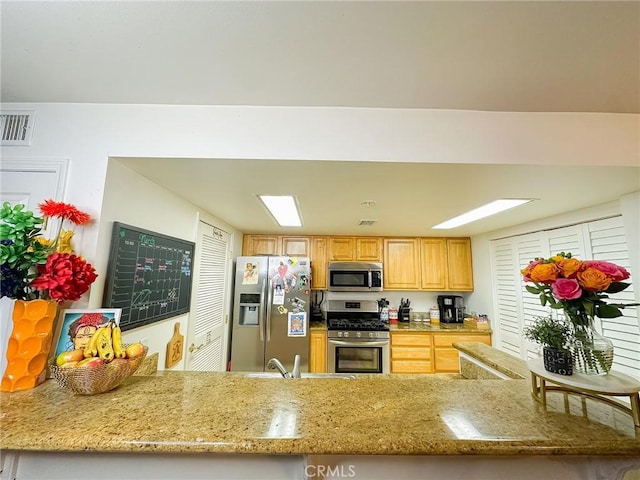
2, 1, 639, 237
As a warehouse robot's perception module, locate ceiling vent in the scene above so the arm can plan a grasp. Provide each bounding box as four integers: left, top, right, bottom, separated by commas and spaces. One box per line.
1, 111, 35, 146
358, 219, 377, 226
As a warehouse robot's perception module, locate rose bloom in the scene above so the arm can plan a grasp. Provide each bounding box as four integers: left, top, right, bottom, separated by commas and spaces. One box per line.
577, 267, 612, 292
556, 257, 584, 279
528, 262, 560, 284
584, 260, 630, 282
521, 259, 543, 282
551, 278, 582, 300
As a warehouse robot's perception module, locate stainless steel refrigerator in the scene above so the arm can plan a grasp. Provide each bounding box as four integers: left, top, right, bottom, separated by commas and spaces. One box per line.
230, 256, 312, 373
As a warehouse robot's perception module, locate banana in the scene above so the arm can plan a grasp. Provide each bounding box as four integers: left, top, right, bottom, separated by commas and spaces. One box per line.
83, 326, 104, 358
112, 324, 126, 359
96, 324, 115, 361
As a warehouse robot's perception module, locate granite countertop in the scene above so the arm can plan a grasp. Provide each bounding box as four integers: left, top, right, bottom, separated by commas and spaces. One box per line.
390, 321, 492, 334
453, 341, 530, 380
1, 371, 639, 456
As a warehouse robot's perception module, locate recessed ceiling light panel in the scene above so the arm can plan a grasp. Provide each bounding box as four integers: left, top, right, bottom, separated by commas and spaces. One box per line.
432, 199, 533, 229
258, 195, 302, 227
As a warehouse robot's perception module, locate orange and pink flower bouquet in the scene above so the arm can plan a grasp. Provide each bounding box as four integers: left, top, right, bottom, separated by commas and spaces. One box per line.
521, 252, 638, 374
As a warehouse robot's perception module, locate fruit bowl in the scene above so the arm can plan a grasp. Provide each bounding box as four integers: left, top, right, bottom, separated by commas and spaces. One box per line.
50, 346, 148, 395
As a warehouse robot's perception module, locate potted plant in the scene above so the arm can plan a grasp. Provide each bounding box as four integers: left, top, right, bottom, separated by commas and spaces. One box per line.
524, 316, 573, 376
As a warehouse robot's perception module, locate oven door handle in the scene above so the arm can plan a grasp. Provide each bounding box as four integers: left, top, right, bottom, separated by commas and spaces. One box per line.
328, 339, 389, 347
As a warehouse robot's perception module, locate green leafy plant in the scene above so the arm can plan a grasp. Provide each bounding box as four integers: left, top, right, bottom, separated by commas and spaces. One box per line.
524, 316, 571, 351
0, 200, 97, 302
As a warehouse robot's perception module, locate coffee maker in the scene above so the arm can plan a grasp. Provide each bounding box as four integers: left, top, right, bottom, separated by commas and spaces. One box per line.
437, 295, 464, 323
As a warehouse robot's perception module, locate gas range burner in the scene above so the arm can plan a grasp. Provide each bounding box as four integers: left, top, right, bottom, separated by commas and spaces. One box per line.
327, 318, 389, 332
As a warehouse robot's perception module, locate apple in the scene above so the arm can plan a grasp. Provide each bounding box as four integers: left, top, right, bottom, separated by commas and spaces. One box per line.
56, 349, 85, 366
77, 357, 105, 368
125, 343, 146, 359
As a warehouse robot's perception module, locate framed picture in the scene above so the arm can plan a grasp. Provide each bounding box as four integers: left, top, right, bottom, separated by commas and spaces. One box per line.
52, 309, 122, 359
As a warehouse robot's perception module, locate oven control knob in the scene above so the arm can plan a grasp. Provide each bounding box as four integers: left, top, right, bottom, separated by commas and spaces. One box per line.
344, 332, 349, 337
356, 332, 361, 338
337, 331, 342, 337
369, 332, 374, 338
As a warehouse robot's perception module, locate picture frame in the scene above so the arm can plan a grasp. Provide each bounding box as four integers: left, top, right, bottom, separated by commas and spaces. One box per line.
51, 308, 122, 360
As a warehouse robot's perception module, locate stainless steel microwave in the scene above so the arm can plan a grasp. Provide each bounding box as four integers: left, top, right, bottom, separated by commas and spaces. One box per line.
327, 262, 384, 292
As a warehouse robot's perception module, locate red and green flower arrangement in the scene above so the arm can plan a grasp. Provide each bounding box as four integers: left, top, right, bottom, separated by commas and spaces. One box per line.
0, 200, 97, 303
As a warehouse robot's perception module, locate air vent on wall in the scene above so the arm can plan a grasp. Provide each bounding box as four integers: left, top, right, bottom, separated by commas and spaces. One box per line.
1, 111, 35, 146
358, 219, 377, 226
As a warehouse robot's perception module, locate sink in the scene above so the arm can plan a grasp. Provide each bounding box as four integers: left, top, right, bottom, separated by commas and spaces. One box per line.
243, 372, 357, 379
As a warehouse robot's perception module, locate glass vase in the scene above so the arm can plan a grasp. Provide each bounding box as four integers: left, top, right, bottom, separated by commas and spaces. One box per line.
565, 310, 614, 375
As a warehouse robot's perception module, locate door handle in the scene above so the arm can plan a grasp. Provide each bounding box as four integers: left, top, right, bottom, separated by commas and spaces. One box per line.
328, 340, 389, 347
266, 277, 272, 342
189, 343, 204, 353
259, 279, 266, 342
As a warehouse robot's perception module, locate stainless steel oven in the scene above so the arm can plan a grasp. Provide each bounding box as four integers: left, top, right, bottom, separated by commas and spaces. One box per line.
328, 331, 390, 374
326, 299, 390, 374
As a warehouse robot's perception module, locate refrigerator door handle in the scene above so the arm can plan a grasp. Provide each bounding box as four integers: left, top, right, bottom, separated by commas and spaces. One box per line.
259, 279, 266, 342
265, 277, 272, 342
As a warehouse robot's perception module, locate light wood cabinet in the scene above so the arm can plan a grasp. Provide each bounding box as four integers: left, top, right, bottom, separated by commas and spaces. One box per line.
328, 237, 355, 261
243, 235, 310, 257
355, 237, 382, 261
432, 333, 491, 373
420, 238, 447, 290
383, 238, 421, 290
281, 237, 310, 257
242, 234, 472, 292
391, 331, 491, 374
446, 238, 474, 291
310, 237, 327, 290
309, 331, 327, 373
390, 331, 432, 373
242, 235, 280, 256
328, 237, 382, 262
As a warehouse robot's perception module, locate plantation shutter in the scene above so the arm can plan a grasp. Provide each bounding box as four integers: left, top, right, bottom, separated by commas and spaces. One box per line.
514, 232, 550, 359
490, 239, 522, 357
490, 215, 640, 378
587, 217, 639, 377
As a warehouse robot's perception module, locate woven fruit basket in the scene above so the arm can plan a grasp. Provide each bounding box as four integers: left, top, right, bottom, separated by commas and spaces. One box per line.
51, 346, 148, 395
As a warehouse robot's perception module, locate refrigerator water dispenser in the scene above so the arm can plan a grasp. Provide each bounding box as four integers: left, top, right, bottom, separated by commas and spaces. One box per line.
238, 293, 261, 326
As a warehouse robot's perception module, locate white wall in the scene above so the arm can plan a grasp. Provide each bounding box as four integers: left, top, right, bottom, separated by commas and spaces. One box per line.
99, 159, 241, 370
1, 102, 638, 367
1, 102, 635, 259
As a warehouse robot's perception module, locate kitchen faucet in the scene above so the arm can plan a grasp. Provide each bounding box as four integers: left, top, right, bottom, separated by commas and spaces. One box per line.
267, 355, 302, 378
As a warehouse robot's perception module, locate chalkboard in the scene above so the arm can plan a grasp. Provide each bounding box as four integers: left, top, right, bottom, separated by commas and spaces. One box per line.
102, 222, 195, 331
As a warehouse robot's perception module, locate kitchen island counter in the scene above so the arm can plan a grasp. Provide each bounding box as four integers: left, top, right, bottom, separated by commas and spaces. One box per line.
1, 371, 638, 457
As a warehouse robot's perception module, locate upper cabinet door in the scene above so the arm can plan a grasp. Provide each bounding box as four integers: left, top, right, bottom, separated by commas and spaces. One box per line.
328, 237, 355, 261
356, 237, 382, 262
446, 238, 474, 291
420, 238, 447, 290
310, 237, 328, 290
282, 237, 310, 257
383, 238, 421, 290
242, 235, 281, 256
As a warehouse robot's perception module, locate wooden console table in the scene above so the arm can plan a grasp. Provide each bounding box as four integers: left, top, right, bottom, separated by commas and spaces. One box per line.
527, 359, 640, 428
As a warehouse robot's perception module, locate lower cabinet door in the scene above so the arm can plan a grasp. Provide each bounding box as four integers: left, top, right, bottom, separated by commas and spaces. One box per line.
434, 348, 460, 372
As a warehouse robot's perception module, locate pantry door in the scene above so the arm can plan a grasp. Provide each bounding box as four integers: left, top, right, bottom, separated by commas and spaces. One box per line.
0, 158, 68, 238
185, 220, 232, 371
0, 158, 68, 377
